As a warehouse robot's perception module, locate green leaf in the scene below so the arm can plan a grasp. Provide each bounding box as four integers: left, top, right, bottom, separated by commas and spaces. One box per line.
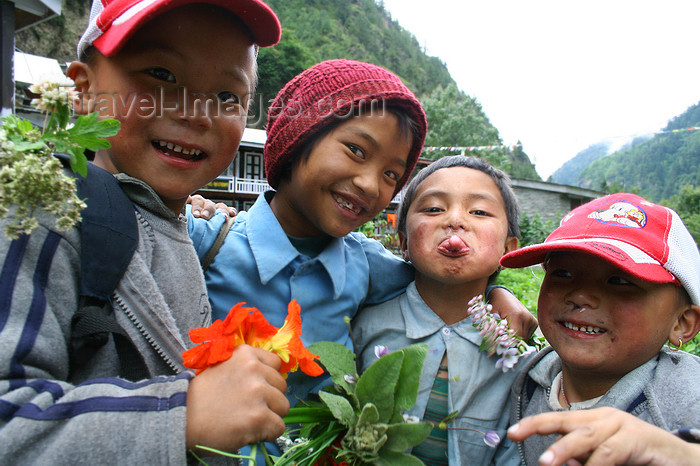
355, 350, 403, 423
373, 450, 425, 466
356, 402, 380, 426
9, 140, 46, 152
318, 390, 356, 428
309, 341, 357, 394
381, 422, 432, 452
66, 113, 120, 150
391, 343, 427, 423
67, 147, 88, 177
283, 406, 336, 424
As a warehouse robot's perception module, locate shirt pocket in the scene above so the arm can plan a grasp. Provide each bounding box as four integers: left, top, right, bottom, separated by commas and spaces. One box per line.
452, 414, 505, 465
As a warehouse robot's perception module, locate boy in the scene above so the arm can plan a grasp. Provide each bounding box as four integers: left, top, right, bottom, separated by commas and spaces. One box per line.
352, 155, 525, 465
0, 0, 289, 462
500, 193, 700, 465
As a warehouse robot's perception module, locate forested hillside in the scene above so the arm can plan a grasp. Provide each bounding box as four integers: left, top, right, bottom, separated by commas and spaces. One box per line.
578, 101, 700, 202
14, 0, 539, 178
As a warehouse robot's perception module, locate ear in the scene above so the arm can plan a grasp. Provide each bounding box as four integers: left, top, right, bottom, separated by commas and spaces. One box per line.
669, 303, 700, 346
66, 61, 92, 115
399, 232, 410, 262
504, 236, 519, 255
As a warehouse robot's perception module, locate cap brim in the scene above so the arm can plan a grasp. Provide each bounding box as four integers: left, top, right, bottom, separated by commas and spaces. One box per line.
94, 0, 281, 56
500, 238, 678, 284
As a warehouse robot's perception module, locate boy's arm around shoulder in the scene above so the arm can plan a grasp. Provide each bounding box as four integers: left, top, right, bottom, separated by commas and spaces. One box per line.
352, 232, 414, 306
489, 286, 538, 340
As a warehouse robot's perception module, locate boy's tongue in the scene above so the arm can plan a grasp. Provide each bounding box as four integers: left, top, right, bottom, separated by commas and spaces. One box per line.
437, 235, 470, 256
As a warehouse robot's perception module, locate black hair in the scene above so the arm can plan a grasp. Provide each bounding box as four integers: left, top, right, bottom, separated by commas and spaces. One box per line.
396, 155, 521, 239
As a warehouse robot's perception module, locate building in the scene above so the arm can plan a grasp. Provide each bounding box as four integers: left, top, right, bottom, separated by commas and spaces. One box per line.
511, 178, 602, 224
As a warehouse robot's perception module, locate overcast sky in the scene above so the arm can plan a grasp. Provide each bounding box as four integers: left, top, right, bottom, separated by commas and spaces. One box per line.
381, 0, 700, 179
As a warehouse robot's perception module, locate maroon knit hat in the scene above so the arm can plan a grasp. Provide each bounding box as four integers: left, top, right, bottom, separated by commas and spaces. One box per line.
264, 59, 427, 193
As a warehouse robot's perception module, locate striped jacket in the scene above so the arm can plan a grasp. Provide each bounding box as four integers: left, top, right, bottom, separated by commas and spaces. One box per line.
0, 174, 211, 464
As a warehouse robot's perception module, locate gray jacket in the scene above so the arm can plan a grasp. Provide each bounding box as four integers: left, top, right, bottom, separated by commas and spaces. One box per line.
0, 174, 212, 464
502, 346, 700, 465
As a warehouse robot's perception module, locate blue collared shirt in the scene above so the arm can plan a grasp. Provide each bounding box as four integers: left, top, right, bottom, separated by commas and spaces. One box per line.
187, 191, 414, 404
353, 282, 525, 465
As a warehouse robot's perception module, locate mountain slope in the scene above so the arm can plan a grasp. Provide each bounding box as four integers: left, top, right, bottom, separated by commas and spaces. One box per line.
578, 101, 700, 201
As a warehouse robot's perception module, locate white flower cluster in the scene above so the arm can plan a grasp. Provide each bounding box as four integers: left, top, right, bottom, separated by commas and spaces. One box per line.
466, 296, 536, 372
28, 80, 76, 114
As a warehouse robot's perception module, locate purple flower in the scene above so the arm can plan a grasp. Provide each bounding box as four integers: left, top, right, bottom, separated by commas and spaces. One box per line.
344, 374, 356, 384
374, 345, 390, 359
483, 430, 501, 448
495, 347, 520, 372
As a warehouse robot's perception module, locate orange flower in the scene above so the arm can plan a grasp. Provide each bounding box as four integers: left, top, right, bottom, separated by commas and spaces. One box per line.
183, 300, 323, 377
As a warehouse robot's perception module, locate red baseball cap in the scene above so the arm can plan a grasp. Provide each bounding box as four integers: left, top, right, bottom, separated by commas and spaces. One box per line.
500, 193, 700, 305
77, 0, 281, 58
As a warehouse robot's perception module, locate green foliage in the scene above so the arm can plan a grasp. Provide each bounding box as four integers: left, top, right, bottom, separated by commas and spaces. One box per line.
263, 0, 454, 97
274, 342, 432, 465
357, 218, 401, 255
518, 212, 557, 247
1, 86, 120, 239
495, 267, 544, 316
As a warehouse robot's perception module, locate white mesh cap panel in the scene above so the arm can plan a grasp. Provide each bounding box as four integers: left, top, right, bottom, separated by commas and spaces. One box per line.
77, 0, 108, 59
665, 209, 700, 305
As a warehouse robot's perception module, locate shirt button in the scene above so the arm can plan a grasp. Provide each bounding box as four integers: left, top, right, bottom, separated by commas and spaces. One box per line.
442, 327, 451, 336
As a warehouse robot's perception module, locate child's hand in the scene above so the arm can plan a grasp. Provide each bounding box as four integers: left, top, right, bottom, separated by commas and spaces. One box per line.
185, 344, 290, 454
508, 407, 700, 466
488, 287, 538, 339
187, 194, 237, 219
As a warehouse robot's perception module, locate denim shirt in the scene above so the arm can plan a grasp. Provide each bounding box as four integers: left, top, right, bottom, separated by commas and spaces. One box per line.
187, 191, 414, 405
353, 282, 525, 465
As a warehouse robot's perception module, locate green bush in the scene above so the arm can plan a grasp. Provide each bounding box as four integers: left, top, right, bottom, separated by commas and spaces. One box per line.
495, 266, 543, 317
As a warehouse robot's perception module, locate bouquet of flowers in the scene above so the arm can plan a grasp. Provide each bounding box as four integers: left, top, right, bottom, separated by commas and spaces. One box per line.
0, 80, 120, 239
183, 296, 538, 465
183, 301, 434, 465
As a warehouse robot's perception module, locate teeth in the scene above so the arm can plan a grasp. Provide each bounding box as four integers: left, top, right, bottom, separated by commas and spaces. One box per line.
154, 140, 203, 158
563, 321, 604, 335
334, 195, 361, 214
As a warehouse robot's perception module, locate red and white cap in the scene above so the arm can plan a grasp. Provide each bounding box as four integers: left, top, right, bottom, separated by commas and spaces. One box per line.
500, 193, 700, 305
77, 0, 281, 58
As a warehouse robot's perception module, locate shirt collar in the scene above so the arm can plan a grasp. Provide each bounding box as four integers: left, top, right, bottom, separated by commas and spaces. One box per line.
402, 282, 484, 346
246, 192, 347, 298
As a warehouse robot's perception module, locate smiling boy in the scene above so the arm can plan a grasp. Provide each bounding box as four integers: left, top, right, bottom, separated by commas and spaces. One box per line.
0, 0, 290, 462
499, 193, 700, 466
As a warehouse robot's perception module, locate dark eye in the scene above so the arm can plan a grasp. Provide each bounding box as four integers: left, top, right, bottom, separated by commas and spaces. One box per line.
218, 92, 240, 104
347, 144, 365, 159
609, 275, 632, 285
549, 268, 572, 279
147, 67, 176, 83
471, 209, 491, 217
422, 206, 443, 213
385, 170, 399, 182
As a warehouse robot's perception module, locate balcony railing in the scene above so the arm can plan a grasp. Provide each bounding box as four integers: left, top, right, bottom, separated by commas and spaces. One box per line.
208, 176, 405, 205
229, 177, 271, 194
